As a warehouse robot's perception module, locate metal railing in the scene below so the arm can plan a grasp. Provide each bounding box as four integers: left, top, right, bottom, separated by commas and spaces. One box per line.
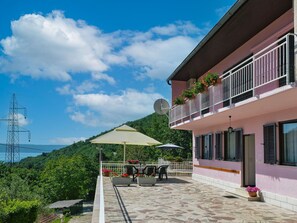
102, 161, 193, 175
170, 33, 296, 126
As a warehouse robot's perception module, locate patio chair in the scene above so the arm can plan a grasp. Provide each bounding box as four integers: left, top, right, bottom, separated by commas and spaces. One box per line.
142, 165, 156, 177
124, 165, 139, 181
156, 165, 169, 180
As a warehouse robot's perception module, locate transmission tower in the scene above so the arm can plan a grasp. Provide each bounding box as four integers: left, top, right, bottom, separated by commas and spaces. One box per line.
5, 93, 30, 164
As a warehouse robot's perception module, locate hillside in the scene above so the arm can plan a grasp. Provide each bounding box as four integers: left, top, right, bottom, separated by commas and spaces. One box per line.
19, 113, 192, 169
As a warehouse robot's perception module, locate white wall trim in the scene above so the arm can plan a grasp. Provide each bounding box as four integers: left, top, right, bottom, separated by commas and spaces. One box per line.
192, 173, 297, 212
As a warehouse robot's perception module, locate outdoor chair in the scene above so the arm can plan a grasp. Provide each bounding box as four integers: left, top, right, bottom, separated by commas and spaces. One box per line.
124, 165, 138, 181
156, 165, 169, 180
142, 165, 156, 177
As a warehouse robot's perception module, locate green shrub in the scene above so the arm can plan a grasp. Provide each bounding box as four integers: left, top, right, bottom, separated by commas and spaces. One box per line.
0, 199, 40, 223
203, 72, 219, 87
194, 81, 206, 93
182, 88, 195, 99
174, 96, 185, 105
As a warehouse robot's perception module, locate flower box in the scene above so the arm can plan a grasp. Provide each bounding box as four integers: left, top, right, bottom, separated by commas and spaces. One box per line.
112, 177, 132, 186
102, 168, 112, 177
137, 177, 156, 186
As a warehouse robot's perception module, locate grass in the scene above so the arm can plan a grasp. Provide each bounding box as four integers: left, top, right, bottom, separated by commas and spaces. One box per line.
52, 216, 71, 223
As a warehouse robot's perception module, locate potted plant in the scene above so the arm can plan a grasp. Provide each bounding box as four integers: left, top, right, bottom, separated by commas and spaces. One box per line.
174, 96, 185, 105
246, 186, 260, 197
203, 72, 220, 87
194, 80, 206, 94
136, 173, 156, 186
111, 173, 132, 186
102, 168, 112, 177
182, 88, 196, 100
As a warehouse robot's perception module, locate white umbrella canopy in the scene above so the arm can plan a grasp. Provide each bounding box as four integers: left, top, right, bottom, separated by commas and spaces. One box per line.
91, 125, 161, 163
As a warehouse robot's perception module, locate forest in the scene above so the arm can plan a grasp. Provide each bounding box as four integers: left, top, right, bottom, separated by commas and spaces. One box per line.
0, 113, 191, 222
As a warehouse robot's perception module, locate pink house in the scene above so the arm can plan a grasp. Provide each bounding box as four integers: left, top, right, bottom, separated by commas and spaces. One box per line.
168, 0, 297, 211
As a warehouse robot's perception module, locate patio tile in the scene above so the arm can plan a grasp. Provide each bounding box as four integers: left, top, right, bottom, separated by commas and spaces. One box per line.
102, 176, 297, 222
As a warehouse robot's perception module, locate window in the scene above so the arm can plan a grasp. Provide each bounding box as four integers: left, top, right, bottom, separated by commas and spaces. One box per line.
280, 120, 297, 166
195, 136, 201, 159
263, 123, 276, 164
224, 129, 242, 161
215, 132, 223, 160
202, 134, 212, 160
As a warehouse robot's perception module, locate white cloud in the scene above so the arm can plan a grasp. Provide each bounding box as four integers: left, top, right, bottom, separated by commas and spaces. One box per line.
56, 80, 99, 95
150, 21, 200, 36
17, 113, 29, 126
71, 89, 164, 127
122, 36, 198, 80
50, 137, 86, 145
6, 113, 29, 127
215, 5, 232, 18
0, 10, 122, 81
0, 13, 203, 83
91, 73, 116, 85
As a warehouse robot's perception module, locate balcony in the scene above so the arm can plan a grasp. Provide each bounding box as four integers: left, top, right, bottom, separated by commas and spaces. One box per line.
169, 34, 296, 128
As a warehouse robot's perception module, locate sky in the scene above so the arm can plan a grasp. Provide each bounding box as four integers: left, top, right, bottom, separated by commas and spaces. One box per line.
0, 0, 236, 145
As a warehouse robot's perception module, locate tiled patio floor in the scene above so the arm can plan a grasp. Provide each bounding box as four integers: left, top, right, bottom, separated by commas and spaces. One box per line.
103, 176, 297, 223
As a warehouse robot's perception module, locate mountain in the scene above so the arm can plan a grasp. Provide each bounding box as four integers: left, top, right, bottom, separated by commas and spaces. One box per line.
19, 113, 192, 169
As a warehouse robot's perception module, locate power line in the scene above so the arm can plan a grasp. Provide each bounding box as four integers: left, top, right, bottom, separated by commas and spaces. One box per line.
0, 143, 50, 152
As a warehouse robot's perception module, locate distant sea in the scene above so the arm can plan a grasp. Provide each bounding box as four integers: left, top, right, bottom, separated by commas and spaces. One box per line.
0, 144, 66, 162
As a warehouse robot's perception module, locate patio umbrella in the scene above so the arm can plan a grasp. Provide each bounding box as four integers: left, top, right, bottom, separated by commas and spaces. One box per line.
91, 125, 161, 163
156, 143, 184, 150
156, 143, 184, 158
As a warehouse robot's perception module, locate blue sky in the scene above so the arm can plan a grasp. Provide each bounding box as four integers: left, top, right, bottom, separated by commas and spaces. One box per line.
0, 0, 236, 145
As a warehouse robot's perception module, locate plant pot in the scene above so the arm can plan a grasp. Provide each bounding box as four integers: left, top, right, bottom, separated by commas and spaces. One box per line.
248, 191, 257, 197
103, 172, 110, 177
112, 177, 132, 186
137, 177, 156, 186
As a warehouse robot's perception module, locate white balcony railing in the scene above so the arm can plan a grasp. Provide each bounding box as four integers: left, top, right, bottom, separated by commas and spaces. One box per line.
170, 34, 296, 127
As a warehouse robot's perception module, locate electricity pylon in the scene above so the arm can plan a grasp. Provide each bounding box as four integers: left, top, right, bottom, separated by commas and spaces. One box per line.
5, 93, 30, 164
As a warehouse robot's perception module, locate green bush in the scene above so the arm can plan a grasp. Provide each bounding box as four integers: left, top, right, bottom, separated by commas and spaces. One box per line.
0, 199, 40, 223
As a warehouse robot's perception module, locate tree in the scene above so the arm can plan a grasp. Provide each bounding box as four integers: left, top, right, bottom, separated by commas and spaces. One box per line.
40, 155, 96, 202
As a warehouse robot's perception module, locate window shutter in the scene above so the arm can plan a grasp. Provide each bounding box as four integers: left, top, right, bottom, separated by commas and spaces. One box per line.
264, 123, 276, 164
195, 136, 201, 159
208, 133, 213, 160
215, 132, 222, 160
224, 131, 228, 160
235, 129, 243, 161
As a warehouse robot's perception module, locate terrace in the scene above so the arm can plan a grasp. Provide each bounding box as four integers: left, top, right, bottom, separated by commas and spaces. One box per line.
92, 174, 297, 222
169, 34, 297, 129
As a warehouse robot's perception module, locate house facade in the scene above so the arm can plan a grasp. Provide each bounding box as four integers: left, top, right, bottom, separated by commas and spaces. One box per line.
168, 0, 297, 211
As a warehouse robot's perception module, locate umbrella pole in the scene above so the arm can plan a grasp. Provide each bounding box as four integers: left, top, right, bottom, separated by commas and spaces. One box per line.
123, 142, 126, 164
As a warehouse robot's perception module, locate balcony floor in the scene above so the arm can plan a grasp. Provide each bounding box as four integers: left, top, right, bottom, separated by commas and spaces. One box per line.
97, 176, 296, 222
172, 84, 297, 131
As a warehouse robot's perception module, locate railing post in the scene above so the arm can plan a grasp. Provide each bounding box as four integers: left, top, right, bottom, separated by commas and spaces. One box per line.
286, 34, 289, 85
252, 55, 255, 96
199, 93, 202, 115
211, 86, 214, 112
229, 72, 232, 105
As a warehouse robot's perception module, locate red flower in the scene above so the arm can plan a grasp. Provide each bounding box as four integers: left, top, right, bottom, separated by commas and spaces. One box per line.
102, 168, 112, 173
121, 173, 129, 177
127, 160, 139, 164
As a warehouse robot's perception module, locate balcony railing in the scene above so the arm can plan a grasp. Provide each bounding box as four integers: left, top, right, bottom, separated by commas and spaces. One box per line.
170, 34, 296, 127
